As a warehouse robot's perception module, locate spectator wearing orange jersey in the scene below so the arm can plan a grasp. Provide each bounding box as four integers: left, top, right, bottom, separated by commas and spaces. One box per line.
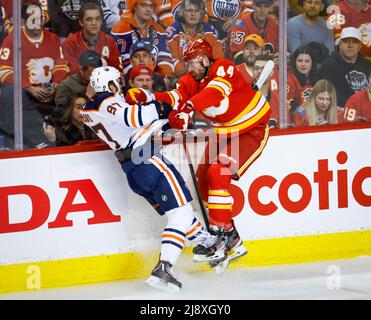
62, 2, 122, 74
111, 0, 174, 82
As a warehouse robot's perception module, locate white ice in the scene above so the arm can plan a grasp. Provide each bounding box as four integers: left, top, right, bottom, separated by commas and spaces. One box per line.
1, 257, 371, 300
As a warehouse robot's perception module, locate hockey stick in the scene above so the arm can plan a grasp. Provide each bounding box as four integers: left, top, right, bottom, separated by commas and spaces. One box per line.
253, 59, 275, 90
181, 131, 210, 231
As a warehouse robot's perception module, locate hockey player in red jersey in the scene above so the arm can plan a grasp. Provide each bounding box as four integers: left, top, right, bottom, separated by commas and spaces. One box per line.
126, 39, 271, 265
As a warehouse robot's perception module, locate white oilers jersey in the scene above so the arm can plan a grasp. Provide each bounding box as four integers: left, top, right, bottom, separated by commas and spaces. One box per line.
81, 92, 166, 150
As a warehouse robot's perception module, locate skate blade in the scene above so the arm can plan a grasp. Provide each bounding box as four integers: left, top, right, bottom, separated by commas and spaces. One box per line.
192, 249, 227, 263
211, 245, 248, 276
229, 245, 248, 261
145, 275, 181, 294
214, 259, 230, 276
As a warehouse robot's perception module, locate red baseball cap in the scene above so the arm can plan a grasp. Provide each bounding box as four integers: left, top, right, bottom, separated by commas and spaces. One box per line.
130, 64, 153, 81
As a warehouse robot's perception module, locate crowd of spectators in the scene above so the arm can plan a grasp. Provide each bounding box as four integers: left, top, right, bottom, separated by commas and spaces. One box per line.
0, 0, 370, 148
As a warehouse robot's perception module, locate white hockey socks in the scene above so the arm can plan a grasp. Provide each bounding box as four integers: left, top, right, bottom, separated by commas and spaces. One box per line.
160, 203, 194, 265
186, 215, 212, 245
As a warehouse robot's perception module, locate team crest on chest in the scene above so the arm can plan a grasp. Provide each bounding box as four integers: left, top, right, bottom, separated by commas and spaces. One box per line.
212, 0, 242, 20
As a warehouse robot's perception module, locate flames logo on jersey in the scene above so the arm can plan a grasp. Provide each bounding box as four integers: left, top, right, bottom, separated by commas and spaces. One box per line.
212, 0, 242, 20
26, 57, 54, 84
359, 23, 371, 48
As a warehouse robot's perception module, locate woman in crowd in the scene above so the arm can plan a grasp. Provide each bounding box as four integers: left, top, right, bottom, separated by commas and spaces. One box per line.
287, 45, 320, 124
294, 79, 339, 127
43, 96, 97, 146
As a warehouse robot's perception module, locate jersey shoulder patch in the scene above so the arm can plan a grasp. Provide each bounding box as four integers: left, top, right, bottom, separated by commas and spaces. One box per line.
83, 92, 115, 111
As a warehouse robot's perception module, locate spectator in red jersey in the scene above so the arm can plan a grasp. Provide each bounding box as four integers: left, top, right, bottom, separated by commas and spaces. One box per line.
342, 69, 371, 121
287, 45, 320, 122
0, 0, 69, 148
252, 55, 281, 129
228, 0, 279, 61
0, 0, 69, 112
166, 0, 224, 78
0, 1, 12, 45
294, 79, 339, 126
62, 2, 122, 74
47, 0, 107, 40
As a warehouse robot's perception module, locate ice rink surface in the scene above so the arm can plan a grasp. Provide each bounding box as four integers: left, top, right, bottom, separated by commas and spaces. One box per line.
1, 257, 371, 300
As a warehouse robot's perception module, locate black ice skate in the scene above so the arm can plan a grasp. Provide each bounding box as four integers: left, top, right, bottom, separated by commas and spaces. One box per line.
224, 228, 248, 260
209, 228, 248, 275
145, 260, 182, 293
192, 227, 227, 264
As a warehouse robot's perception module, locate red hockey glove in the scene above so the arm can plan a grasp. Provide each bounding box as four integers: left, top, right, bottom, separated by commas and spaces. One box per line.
125, 88, 155, 104
169, 109, 191, 131
168, 101, 194, 131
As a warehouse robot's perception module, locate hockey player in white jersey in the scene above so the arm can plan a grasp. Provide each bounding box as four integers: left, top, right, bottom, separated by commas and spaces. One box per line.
81, 66, 226, 293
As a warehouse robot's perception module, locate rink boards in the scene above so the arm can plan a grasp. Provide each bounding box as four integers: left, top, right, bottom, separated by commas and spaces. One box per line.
0, 123, 370, 293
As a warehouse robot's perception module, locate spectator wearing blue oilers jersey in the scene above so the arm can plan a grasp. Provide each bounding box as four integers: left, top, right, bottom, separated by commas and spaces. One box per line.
111, 0, 174, 80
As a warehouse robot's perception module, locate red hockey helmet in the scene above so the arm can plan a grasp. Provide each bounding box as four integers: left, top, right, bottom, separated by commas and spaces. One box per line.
184, 39, 213, 62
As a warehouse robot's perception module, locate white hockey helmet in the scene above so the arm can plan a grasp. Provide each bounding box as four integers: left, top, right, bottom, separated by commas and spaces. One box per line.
90, 66, 122, 93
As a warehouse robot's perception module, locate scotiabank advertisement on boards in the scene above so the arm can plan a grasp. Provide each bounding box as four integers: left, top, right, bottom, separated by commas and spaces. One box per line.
0, 127, 370, 265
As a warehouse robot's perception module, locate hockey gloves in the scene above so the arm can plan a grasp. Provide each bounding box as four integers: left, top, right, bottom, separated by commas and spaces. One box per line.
168, 101, 194, 131
125, 88, 155, 104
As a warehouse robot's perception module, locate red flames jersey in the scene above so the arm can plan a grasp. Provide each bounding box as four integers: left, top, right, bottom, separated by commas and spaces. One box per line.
62, 31, 122, 74
156, 58, 271, 135
0, 29, 69, 88
327, 1, 371, 59
287, 71, 313, 106
229, 12, 279, 55
342, 89, 371, 122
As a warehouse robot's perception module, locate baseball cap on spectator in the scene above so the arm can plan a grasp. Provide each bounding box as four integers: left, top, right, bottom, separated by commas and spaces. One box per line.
130, 41, 152, 57
339, 27, 362, 41
253, 0, 273, 5
244, 34, 265, 48
79, 50, 102, 68
130, 64, 153, 81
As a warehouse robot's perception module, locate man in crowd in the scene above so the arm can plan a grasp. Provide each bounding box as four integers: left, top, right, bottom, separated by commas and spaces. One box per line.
318, 27, 371, 107
55, 50, 103, 119
128, 64, 154, 90
287, 0, 334, 54
0, 0, 69, 147
327, 0, 371, 60
62, 2, 121, 74
111, 0, 174, 80
229, 0, 279, 61
123, 40, 166, 94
